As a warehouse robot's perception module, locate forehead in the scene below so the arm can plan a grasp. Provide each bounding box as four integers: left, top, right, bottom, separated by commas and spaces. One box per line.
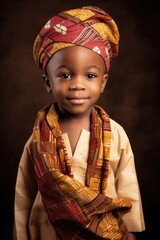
46, 46, 106, 72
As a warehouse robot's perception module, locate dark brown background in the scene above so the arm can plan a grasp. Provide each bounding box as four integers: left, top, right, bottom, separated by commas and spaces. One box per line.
1, 0, 159, 239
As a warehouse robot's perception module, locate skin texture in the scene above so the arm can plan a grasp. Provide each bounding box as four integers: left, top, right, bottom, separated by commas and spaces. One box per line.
44, 46, 137, 240
44, 46, 108, 151
45, 46, 108, 118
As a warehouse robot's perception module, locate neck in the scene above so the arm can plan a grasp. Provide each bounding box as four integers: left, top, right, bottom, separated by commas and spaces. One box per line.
55, 104, 93, 124
59, 114, 91, 132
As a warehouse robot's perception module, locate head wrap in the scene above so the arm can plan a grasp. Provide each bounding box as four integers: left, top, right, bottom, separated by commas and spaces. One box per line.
33, 6, 120, 73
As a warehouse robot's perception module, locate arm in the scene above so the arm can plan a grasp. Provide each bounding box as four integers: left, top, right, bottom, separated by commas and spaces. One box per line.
109, 120, 145, 235
13, 136, 38, 240
114, 126, 145, 233
13, 136, 57, 240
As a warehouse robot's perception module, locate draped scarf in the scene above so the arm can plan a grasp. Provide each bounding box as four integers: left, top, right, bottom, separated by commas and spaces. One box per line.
31, 104, 131, 239
33, 5, 119, 73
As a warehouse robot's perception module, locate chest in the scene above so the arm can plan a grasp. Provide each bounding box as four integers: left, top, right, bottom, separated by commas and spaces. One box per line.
60, 120, 90, 153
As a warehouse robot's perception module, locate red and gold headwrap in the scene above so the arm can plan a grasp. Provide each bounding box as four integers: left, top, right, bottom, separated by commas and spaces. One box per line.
33, 6, 120, 73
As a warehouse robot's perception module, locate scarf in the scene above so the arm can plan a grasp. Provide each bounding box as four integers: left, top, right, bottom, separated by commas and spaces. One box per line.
33, 5, 119, 73
31, 104, 131, 239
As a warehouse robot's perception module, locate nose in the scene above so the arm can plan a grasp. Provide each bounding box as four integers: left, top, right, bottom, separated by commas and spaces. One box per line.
69, 76, 85, 90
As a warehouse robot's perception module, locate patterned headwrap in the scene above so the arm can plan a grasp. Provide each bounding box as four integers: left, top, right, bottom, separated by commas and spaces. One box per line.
33, 6, 120, 73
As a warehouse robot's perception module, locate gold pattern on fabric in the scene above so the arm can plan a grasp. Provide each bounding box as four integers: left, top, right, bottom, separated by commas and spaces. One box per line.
47, 43, 75, 58
33, 35, 43, 66
64, 9, 95, 21
31, 104, 132, 239
92, 22, 119, 44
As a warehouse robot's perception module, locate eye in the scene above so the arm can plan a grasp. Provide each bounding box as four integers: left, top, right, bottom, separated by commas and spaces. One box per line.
58, 73, 71, 79
86, 73, 97, 79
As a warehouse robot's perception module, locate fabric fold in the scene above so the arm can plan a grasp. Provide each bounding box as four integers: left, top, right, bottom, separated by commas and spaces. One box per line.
31, 104, 132, 239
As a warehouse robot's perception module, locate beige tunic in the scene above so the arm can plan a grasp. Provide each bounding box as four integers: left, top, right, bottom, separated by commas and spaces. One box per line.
13, 119, 145, 240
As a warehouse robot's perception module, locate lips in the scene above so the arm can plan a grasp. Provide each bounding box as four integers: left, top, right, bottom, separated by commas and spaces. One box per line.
66, 96, 89, 104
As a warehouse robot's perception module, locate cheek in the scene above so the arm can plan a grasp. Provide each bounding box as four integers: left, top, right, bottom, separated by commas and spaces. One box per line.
93, 79, 106, 94
89, 82, 102, 94
51, 79, 60, 91
51, 82, 68, 96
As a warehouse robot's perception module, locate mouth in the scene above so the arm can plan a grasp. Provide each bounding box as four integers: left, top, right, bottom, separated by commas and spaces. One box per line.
66, 97, 89, 104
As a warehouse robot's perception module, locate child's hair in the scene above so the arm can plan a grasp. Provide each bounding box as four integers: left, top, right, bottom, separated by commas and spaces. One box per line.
33, 5, 120, 74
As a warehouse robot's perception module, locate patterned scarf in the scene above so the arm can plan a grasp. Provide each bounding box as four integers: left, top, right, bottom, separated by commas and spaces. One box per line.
31, 104, 131, 239
33, 5, 119, 73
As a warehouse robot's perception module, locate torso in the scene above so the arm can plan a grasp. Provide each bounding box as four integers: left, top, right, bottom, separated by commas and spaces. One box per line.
59, 117, 90, 153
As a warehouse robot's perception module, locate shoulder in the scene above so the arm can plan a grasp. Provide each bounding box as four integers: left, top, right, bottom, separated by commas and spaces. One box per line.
109, 119, 134, 167
110, 118, 127, 137
110, 118, 124, 131
110, 118, 131, 149
19, 135, 34, 165
24, 135, 33, 152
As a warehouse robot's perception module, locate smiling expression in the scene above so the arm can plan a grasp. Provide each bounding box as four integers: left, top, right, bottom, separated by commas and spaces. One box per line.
45, 46, 108, 117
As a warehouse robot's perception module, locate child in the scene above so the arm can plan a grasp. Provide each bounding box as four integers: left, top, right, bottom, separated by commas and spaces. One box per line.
13, 5, 145, 240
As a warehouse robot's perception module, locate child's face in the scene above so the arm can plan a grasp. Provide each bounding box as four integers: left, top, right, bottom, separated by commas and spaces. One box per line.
45, 46, 108, 117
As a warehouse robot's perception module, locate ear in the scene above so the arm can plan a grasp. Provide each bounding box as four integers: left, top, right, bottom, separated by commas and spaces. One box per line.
42, 74, 52, 93
100, 73, 108, 93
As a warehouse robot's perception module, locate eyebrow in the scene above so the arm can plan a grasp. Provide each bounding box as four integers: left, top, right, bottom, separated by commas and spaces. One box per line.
56, 65, 69, 69
56, 65, 100, 72
86, 65, 100, 73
